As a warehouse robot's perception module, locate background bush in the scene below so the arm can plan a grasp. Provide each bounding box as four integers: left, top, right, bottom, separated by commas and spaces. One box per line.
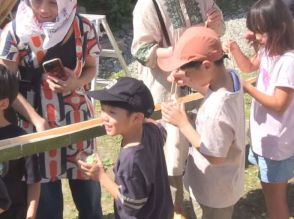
78, 0, 136, 29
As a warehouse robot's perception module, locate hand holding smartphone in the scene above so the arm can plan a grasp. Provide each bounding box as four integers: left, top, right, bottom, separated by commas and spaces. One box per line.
42, 58, 67, 80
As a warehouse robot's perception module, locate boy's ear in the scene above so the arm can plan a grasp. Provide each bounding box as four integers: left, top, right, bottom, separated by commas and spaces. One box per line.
132, 112, 145, 123
202, 60, 212, 70
0, 98, 9, 110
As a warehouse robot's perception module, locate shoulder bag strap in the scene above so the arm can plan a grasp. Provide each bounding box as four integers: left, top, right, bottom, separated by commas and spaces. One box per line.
152, 0, 171, 46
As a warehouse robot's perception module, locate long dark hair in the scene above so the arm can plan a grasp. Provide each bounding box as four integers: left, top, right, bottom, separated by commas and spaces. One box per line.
247, 0, 294, 56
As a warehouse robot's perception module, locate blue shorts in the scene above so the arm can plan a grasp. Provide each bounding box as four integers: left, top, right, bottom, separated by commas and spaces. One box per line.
248, 148, 294, 183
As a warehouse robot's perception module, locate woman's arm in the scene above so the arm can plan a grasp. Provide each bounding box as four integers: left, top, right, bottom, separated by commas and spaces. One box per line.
76, 56, 97, 87
0, 59, 48, 131
131, 1, 164, 69
243, 81, 294, 113
26, 182, 40, 219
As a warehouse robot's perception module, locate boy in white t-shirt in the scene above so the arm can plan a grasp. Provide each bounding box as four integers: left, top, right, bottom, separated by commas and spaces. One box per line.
158, 26, 246, 219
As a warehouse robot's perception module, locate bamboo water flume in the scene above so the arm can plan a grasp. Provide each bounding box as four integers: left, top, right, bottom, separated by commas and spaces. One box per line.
0, 78, 256, 162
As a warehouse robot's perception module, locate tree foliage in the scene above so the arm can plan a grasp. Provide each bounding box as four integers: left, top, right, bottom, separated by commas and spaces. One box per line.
78, 0, 136, 29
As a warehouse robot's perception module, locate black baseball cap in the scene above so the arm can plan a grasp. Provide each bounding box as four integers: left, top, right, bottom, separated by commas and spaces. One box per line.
87, 77, 155, 117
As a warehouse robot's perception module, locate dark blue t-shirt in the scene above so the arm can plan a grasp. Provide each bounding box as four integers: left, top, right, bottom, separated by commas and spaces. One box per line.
0, 178, 10, 212
114, 123, 173, 219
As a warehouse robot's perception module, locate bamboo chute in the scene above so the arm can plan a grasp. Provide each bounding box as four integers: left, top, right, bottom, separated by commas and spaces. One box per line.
0, 77, 256, 162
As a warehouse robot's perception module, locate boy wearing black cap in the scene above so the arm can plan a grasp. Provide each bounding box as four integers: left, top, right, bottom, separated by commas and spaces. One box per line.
78, 77, 173, 219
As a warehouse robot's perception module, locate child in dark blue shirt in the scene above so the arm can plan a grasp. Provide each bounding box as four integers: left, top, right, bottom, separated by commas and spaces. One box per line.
0, 65, 41, 219
79, 77, 173, 219
0, 177, 10, 214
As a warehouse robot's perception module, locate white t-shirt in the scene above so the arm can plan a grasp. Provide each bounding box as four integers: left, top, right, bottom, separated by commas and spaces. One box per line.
184, 71, 245, 208
250, 50, 294, 160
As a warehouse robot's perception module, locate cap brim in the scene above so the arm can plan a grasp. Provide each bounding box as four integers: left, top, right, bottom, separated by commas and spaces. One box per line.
157, 54, 189, 72
87, 90, 127, 103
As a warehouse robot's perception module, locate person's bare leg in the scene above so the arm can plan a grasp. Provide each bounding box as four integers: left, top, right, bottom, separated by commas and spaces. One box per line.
261, 182, 289, 219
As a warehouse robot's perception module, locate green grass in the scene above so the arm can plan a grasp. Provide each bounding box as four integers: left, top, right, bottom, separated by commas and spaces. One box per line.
108, 70, 126, 79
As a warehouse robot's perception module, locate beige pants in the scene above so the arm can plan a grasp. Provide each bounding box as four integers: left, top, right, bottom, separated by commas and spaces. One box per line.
189, 197, 234, 219
163, 122, 189, 176
169, 175, 184, 211
163, 122, 188, 211
200, 204, 234, 219
163, 100, 199, 211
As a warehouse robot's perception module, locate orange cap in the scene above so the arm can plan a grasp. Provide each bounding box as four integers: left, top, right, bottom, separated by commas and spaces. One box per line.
157, 26, 225, 72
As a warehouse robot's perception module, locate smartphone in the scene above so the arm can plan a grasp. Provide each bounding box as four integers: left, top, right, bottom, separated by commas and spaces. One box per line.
42, 58, 66, 79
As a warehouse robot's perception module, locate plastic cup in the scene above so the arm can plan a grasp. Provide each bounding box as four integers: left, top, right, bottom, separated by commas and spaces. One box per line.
76, 151, 98, 164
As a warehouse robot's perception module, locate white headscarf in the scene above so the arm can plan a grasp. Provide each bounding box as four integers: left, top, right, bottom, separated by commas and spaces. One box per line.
15, 0, 77, 50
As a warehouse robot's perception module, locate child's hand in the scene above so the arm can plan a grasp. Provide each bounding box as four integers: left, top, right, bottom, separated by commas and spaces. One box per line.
244, 31, 259, 51
167, 70, 177, 83
241, 78, 252, 93
78, 155, 105, 182
244, 31, 256, 43
167, 69, 189, 87
223, 40, 240, 53
161, 102, 188, 129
